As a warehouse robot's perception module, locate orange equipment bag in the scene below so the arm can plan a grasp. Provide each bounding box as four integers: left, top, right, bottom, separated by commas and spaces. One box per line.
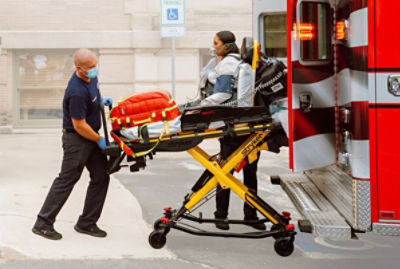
109, 90, 180, 131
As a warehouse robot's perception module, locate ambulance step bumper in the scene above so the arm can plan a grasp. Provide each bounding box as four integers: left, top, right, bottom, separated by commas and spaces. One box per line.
277, 173, 352, 239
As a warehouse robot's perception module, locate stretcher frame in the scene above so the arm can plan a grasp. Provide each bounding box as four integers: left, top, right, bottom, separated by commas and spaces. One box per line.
151, 130, 296, 257
101, 104, 296, 257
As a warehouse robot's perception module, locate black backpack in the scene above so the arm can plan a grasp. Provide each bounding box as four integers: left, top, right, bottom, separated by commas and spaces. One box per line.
254, 56, 287, 109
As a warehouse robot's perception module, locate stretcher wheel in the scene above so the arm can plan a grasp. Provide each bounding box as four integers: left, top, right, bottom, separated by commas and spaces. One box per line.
148, 230, 167, 249
274, 237, 294, 257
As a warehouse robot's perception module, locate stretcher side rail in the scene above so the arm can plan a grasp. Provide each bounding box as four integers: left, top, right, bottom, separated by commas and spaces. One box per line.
104, 122, 279, 174
100, 103, 278, 174
180, 105, 271, 132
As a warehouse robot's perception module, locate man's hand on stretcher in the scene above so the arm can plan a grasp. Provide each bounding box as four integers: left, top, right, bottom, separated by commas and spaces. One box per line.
72, 118, 106, 150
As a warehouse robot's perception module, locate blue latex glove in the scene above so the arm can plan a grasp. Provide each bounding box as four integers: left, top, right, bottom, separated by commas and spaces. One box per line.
100, 96, 113, 106
97, 136, 106, 150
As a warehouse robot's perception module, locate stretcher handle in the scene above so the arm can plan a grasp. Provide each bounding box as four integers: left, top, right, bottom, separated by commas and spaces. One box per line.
100, 103, 112, 146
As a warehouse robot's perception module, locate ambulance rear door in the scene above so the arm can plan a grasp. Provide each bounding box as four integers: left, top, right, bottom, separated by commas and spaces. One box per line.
288, 0, 336, 171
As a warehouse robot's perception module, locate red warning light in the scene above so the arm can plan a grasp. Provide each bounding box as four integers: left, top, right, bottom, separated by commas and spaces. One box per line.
298, 23, 314, 40
336, 21, 346, 40
293, 23, 315, 40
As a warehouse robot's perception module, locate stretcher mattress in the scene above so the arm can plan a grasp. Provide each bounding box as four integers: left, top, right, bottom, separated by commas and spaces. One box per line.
119, 106, 272, 141
104, 106, 286, 174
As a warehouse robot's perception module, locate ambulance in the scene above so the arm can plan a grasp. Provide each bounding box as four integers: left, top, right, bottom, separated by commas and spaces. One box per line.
253, 0, 400, 239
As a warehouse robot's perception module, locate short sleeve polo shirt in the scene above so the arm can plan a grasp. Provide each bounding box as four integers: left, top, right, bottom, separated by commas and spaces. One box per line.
62, 72, 101, 132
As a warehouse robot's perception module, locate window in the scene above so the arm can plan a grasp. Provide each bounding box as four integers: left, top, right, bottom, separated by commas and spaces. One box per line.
264, 13, 287, 58
14, 50, 75, 127
299, 1, 332, 63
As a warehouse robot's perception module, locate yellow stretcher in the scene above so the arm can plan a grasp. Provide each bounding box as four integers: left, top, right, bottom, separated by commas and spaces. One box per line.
101, 104, 296, 257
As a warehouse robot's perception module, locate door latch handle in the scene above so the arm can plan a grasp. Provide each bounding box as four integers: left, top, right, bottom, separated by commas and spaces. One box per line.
388, 75, 400, 96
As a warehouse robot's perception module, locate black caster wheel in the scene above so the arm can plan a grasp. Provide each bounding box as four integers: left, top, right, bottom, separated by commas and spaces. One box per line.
274, 237, 294, 257
148, 230, 167, 249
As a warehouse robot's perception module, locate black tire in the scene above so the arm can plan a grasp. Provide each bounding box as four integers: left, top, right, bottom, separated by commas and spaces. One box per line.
148, 230, 167, 249
274, 237, 294, 257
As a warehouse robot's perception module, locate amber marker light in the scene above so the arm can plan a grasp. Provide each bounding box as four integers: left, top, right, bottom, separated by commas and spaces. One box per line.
336, 21, 346, 40
294, 23, 315, 41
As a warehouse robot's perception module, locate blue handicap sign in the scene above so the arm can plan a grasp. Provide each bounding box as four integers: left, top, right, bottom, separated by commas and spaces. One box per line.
167, 8, 179, 21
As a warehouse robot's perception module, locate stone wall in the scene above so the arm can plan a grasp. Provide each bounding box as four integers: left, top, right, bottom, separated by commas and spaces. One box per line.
0, 0, 252, 127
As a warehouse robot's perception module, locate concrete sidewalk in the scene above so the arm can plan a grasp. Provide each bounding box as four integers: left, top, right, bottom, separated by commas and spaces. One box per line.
0, 132, 172, 261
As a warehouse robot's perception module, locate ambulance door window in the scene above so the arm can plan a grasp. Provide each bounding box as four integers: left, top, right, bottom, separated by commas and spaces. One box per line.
299, 2, 332, 63
263, 13, 287, 58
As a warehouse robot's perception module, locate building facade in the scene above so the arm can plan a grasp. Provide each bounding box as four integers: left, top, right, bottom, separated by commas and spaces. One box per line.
0, 0, 252, 129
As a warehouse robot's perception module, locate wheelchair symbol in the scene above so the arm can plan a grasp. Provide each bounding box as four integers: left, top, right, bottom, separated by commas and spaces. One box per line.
167, 8, 179, 21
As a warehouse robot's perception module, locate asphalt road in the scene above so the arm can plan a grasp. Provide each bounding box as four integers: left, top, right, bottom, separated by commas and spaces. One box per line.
1, 138, 400, 269
111, 147, 400, 269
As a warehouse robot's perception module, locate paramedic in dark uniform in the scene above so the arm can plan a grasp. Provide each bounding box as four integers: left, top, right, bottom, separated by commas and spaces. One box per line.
32, 48, 113, 240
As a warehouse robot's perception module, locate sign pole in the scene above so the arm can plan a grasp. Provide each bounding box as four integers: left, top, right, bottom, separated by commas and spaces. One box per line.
160, 0, 185, 100
171, 37, 176, 99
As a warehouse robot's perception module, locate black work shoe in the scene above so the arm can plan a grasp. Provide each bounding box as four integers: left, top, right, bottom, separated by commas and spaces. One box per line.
215, 219, 230, 230
74, 224, 107, 237
32, 226, 62, 240
244, 218, 267, 230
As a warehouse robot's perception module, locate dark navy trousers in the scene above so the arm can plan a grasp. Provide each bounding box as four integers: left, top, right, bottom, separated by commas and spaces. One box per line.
35, 132, 110, 229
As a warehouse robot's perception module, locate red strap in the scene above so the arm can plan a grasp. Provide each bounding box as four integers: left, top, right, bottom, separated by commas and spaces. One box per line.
111, 132, 135, 156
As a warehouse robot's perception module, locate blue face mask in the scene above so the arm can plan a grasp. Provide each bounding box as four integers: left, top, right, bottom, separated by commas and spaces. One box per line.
86, 67, 98, 79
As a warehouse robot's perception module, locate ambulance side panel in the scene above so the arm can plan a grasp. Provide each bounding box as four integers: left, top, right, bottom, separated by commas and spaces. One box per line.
369, 0, 400, 224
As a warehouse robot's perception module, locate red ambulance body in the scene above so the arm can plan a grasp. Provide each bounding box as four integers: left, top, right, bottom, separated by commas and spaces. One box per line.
255, 0, 400, 238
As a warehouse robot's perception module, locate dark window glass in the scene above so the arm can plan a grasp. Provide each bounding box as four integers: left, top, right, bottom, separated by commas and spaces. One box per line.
300, 2, 332, 62
264, 13, 287, 58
